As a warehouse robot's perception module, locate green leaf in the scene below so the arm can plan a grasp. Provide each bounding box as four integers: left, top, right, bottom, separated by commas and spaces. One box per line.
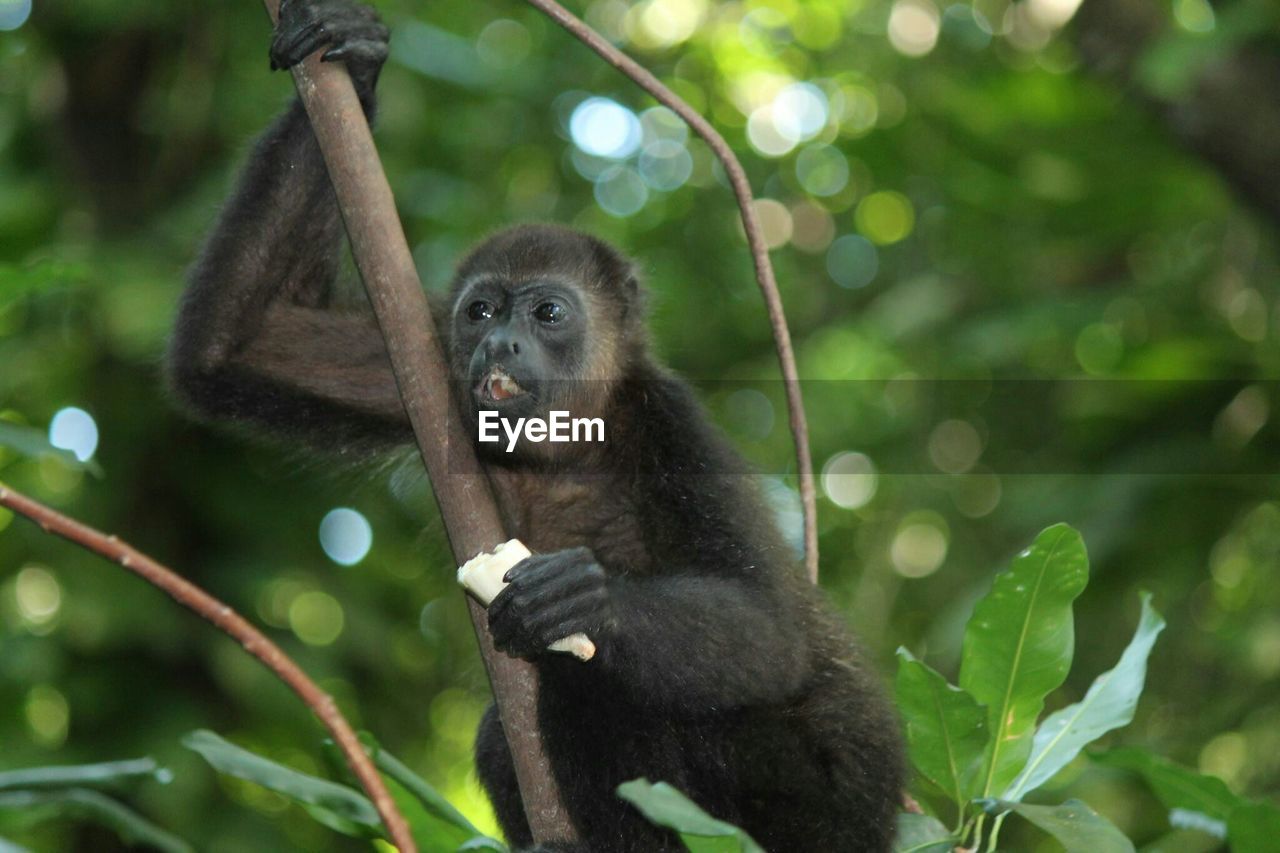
0, 758, 170, 791
0, 422, 103, 476
960, 524, 1089, 797
0, 788, 192, 853
894, 649, 988, 810
982, 798, 1134, 853
367, 742, 485, 837
183, 730, 381, 837
1005, 593, 1165, 800
1096, 750, 1280, 851
1092, 749, 1239, 821
616, 779, 765, 853
364, 743, 505, 853
456, 838, 508, 852
1226, 802, 1280, 853
893, 812, 955, 852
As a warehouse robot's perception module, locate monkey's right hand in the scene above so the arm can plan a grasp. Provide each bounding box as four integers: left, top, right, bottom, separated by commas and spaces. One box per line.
270, 0, 390, 104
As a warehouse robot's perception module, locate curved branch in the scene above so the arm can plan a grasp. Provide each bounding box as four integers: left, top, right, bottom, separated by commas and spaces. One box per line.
0, 483, 417, 853
523, 0, 820, 582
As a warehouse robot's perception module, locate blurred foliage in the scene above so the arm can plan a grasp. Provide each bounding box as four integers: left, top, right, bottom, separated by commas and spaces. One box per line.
2, 0, 1279, 849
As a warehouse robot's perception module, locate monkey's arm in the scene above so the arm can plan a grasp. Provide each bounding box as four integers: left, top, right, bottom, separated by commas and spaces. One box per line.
167, 2, 408, 448
491, 551, 811, 712
605, 572, 811, 710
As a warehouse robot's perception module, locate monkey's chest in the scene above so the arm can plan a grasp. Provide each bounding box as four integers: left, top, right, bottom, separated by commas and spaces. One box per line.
491, 475, 650, 572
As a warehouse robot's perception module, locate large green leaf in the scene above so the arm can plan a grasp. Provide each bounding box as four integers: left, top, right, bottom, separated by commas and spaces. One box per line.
893, 813, 955, 853
982, 798, 1134, 853
1226, 802, 1280, 853
1005, 593, 1165, 800
0, 788, 192, 853
1092, 749, 1238, 821
183, 730, 381, 837
895, 649, 988, 810
0, 758, 170, 792
959, 524, 1089, 797
617, 779, 764, 853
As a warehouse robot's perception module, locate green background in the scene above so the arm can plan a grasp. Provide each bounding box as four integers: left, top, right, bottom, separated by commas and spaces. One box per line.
2, 0, 1278, 849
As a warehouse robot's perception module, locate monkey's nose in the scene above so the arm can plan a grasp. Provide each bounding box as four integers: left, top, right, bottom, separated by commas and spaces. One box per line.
484, 329, 522, 360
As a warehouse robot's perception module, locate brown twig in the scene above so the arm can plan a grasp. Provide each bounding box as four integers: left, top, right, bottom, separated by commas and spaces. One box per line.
523, 0, 820, 583
0, 483, 416, 853
257, 0, 575, 842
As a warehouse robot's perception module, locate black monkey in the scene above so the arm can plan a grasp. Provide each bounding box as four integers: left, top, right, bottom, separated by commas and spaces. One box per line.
168, 2, 904, 851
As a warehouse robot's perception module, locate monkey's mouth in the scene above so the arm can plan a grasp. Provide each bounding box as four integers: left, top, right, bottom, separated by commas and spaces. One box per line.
477, 367, 528, 403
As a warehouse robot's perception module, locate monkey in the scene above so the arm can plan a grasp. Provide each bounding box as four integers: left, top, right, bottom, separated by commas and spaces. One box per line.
167, 1, 904, 850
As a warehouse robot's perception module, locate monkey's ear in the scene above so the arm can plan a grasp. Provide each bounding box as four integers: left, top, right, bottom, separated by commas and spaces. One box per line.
619, 268, 647, 325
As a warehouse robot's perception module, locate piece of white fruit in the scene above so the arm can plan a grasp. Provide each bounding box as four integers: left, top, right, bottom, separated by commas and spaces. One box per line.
457, 539, 597, 661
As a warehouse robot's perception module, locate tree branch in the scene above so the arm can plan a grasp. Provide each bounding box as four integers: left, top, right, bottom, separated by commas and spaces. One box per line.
0, 483, 415, 852
257, 0, 575, 843
523, 0, 820, 582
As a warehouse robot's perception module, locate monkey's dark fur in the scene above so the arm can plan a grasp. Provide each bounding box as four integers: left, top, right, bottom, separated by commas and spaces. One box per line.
168, 2, 904, 850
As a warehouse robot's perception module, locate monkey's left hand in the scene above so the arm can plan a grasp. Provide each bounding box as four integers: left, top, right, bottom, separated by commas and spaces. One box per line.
488, 547, 618, 661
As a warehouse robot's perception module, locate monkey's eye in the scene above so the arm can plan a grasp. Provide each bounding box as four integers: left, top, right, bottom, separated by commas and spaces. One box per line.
467, 300, 495, 322
533, 301, 567, 325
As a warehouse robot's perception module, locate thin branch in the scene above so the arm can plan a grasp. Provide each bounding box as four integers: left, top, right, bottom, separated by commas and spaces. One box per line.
0, 483, 416, 853
257, 0, 575, 842
523, 0, 820, 582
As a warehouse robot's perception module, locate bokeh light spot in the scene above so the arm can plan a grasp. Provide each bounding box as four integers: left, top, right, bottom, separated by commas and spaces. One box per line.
1074, 323, 1123, 375
746, 106, 797, 158
15, 566, 62, 628
771, 83, 829, 144
319, 508, 373, 566
790, 202, 836, 253
0, 0, 32, 31
888, 0, 941, 57
891, 515, 949, 578
724, 389, 774, 440
593, 166, 649, 217
951, 472, 1002, 518
826, 234, 879, 289
762, 478, 804, 561
49, 406, 99, 462
855, 191, 915, 245
822, 452, 878, 510
1173, 0, 1215, 33
289, 591, 345, 646
640, 106, 688, 144
795, 144, 850, 197
570, 97, 642, 159
1026, 0, 1084, 30
832, 85, 879, 137
638, 140, 693, 191
628, 0, 707, 49
475, 19, 531, 69
25, 685, 69, 747
928, 419, 983, 474
751, 198, 793, 249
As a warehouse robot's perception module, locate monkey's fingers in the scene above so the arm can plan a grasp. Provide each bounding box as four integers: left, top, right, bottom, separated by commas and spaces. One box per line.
270, 20, 329, 71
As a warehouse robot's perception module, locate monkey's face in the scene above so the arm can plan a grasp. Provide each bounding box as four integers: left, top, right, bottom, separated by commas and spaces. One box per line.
450, 276, 602, 456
